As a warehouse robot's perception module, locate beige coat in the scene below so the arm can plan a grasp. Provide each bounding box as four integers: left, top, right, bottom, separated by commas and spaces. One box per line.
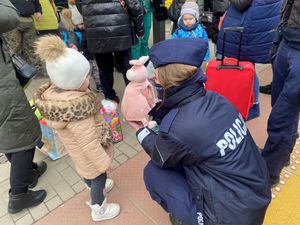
34, 83, 114, 179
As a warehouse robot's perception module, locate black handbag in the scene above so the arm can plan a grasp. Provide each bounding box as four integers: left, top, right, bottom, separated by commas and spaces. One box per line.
3, 38, 38, 87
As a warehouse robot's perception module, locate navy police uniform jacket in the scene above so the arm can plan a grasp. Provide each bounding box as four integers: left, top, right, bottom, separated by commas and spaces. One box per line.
137, 72, 271, 225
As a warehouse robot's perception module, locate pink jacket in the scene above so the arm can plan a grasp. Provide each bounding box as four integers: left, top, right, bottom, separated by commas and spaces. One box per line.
34, 83, 114, 179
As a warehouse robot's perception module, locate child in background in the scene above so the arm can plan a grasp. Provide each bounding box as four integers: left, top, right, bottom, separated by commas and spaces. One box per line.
172, 0, 210, 61
34, 35, 120, 222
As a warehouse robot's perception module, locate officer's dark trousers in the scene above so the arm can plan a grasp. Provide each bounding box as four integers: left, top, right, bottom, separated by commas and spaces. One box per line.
94, 49, 131, 100
144, 161, 198, 225
5, 148, 36, 195
262, 39, 300, 177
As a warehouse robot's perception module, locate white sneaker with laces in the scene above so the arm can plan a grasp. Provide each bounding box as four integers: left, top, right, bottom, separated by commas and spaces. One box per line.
86, 198, 120, 222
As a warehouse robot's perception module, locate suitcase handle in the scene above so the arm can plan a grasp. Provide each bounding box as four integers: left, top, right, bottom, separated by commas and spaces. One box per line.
220, 27, 244, 71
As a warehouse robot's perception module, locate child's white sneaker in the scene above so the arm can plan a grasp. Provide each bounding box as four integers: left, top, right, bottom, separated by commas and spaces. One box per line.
84, 178, 114, 193
87, 198, 120, 222
104, 178, 114, 193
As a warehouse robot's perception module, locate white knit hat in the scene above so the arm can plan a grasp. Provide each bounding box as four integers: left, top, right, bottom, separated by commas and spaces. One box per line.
35, 35, 90, 90
180, 1, 199, 21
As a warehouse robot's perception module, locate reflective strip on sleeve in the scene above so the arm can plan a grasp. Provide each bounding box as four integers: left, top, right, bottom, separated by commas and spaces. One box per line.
137, 128, 151, 144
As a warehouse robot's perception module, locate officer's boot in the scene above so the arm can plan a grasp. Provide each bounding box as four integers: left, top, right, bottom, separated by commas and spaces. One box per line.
8, 189, 47, 214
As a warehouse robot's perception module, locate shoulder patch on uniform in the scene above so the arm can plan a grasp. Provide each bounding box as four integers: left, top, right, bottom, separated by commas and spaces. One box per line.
160, 108, 179, 133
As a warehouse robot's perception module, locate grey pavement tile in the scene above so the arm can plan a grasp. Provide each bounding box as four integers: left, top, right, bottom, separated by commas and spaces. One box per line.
45, 196, 63, 211
122, 125, 136, 137
60, 167, 81, 185
53, 160, 69, 172
29, 202, 49, 221
53, 180, 75, 201
0, 179, 10, 193
0, 196, 7, 218
15, 214, 34, 225
1, 190, 9, 205
0, 163, 10, 183
114, 149, 122, 157
111, 160, 120, 169
118, 143, 138, 158
44, 168, 63, 186
133, 143, 143, 152
11, 209, 29, 222
59, 167, 81, 186
72, 180, 86, 194
65, 157, 76, 169
123, 134, 139, 147
0, 214, 14, 225
115, 154, 129, 164
114, 141, 123, 147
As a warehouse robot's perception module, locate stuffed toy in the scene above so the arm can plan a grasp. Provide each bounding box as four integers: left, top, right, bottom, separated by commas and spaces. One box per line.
121, 56, 156, 130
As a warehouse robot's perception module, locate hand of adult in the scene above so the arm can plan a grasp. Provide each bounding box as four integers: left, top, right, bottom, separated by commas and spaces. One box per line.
35, 12, 42, 21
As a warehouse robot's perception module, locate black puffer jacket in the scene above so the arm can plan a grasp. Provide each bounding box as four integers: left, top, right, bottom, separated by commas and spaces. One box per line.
76, 0, 144, 54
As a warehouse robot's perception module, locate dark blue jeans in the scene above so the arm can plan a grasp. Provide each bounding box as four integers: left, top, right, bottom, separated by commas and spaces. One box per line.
262, 39, 300, 177
84, 173, 107, 205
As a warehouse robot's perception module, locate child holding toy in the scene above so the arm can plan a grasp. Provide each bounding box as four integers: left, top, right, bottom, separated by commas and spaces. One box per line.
34, 35, 120, 222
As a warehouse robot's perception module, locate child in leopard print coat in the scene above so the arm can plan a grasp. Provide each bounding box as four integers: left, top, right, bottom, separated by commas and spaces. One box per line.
34, 35, 120, 222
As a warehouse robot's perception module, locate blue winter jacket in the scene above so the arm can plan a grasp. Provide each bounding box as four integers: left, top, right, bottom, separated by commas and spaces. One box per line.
217, 0, 282, 63
137, 71, 271, 225
172, 22, 210, 61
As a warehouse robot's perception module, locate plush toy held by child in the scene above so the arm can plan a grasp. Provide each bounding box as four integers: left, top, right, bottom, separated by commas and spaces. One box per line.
172, 0, 210, 61
121, 56, 156, 130
34, 35, 120, 222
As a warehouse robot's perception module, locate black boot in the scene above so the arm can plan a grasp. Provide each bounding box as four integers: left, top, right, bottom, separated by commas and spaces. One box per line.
8, 190, 47, 214
169, 214, 184, 225
28, 161, 47, 189
259, 82, 272, 95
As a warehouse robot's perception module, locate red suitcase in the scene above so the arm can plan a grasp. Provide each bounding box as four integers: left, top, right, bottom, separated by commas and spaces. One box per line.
205, 27, 254, 119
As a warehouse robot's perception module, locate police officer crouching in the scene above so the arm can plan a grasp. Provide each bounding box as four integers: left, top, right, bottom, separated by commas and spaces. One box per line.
135, 38, 271, 225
